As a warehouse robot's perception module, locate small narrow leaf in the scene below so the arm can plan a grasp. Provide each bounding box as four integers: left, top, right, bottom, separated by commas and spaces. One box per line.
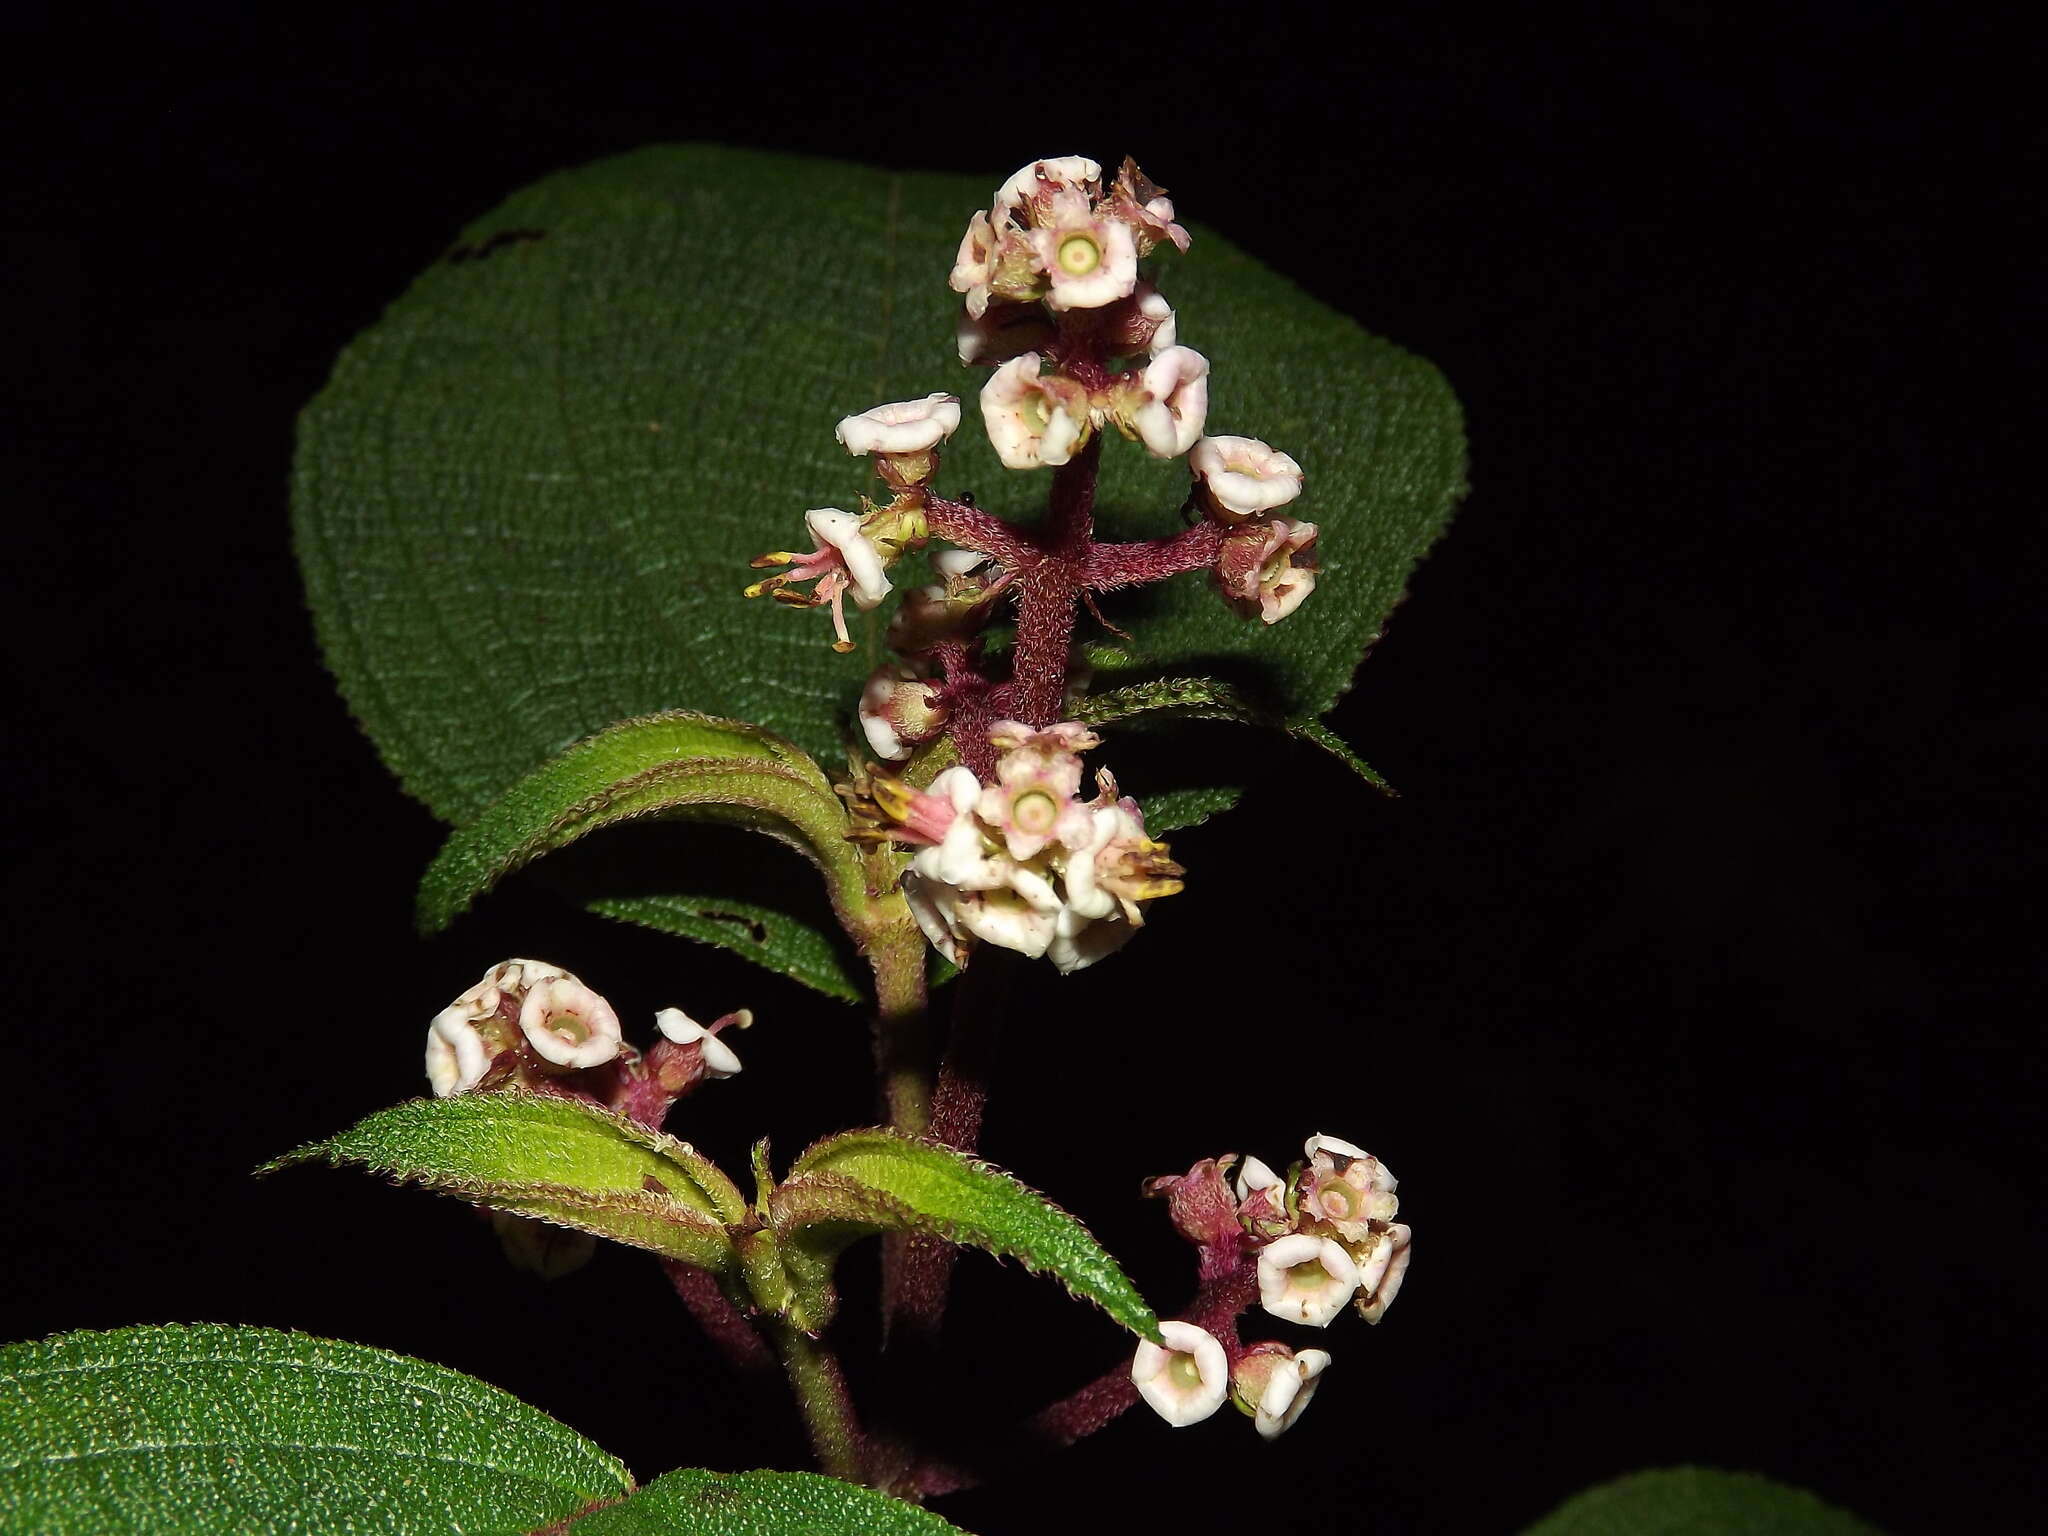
560, 1467, 968, 1535
1522, 1468, 1885, 1535
774, 1130, 1161, 1341
265, 1092, 744, 1269
415, 712, 882, 965
1074, 675, 1395, 795
587, 891, 864, 1003
0, 1324, 632, 1535
1131, 784, 1242, 834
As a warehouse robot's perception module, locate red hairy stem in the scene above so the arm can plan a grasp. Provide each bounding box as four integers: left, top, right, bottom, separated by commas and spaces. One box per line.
1079, 520, 1226, 590
661, 1260, 778, 1381
923, 496, 1040, 568
886, 953, 1016, 1350
910, 1262, 1264, 1498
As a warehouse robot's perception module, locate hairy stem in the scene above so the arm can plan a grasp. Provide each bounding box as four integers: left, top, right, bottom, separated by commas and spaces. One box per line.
889, 952, 1015, 1348
911, 1263, 1262, 1497
662, 1261, 778, 1382
767, 1320, 868, 1484
864, 915, 933, 1136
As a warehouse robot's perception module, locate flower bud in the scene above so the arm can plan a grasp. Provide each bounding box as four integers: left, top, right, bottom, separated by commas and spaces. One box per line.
1131, 1320, 1229, 1427
859, 665, 948, 761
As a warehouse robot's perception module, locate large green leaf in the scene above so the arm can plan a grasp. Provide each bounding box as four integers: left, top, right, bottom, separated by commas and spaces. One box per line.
414, 711, 886, 1000
265, 1092, 745, 1270
0, 1323, 631, 1534
562, 1468, 967, 1535
772, 1129, 1161, 1341
292, 143, 1464, 930
1523, 1468, 1884, 1536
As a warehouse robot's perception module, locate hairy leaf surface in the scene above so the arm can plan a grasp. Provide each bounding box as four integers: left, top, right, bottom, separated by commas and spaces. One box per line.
293, 144, 1464, 971
774, 1129, 1160, 1341
561, 1468, 967, 1534
0, 1324, 631, 1534
266, 1092, 745, 1268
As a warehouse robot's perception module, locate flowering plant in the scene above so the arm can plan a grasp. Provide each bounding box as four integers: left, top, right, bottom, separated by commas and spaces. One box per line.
0, 148, 1473, 1534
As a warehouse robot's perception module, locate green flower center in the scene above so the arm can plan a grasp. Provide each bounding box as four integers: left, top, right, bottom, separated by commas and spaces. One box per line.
1014, 789, 1059, 833
1167, 1352, 1205, 1391
548, 1012, 591, 1045
1290, 1259, 1329, 1290
1057, 233, 1102, 276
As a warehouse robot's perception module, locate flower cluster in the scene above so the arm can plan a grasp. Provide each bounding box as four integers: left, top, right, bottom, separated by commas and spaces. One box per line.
746, 155, 1332, 970
1130, 1132, 1412, 1436
858, 721, 1182, 973
425, 958, 749, 1116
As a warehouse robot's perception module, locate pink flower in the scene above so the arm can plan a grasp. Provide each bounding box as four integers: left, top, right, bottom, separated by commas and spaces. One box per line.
1189, 435, 1304, 522
1132, 347, 1211, 458
980, 354, 1090, 469
745, 508, 892, 651
1357, 1223, 1413, 1324
948, 210, 1003, 318
1131, 1320, 1229, 1427
976, 719, 1096, 860
1215, 516, 1319, 624
1300, 1132, 1400, 1242
1028, 188, 1138, 311
653, 1006, 744, 1078
993, 156, 1102, 221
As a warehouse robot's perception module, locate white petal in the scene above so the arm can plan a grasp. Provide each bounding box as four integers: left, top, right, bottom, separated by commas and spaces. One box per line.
425, 1012, 490, 1097
1130, 1320, 1228, 1427
1305, 1131, 1371, 1162
1233, 1155, 1281, 1200
519, 975, 623, 1069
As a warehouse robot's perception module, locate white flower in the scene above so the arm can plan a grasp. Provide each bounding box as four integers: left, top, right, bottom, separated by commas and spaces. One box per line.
1356, 1222, 1413, 1324
980, 353, 1088, 470
1255, 1348, 1331, 1439
1133, 347, 1210, 458
1028, 188, 1138, 311
949, 210, 1002, 317
1131, 1320, 1229, 1427
1301, 1134, 1399, 1239
1045, 904, 1136, 973
901, 870, 973, 966
834, 394, 961, 456
859, 665, 946, 762
995, 156, 1102, 216
1138, 284, 1177, 355
1257, 1233, 1360, 1327
804, 508, 891, 609
1305, 1132, 1371, 1161
1190, 435, 1304, 521
424, 1009, 491, 1097
1233, 1155, 1282, 1202
518, 973, 624, 1069
654, 1007, 742, 1077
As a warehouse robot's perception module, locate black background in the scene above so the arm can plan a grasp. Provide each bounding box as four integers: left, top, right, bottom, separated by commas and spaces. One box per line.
6, 8, 2031, 1533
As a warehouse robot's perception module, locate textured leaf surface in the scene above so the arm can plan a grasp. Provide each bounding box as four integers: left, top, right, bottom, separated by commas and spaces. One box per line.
776, 1130, 1161, 1341
0, 1323, 631, 1535
1074, 675, 1394, 793
415, 711, 872, 958
266, 1092, 744, 1267
292, 142, 1464, 878
586, 890, 862, 1002
563, 1468, 966, 1535
1523, 1468, 1884, 1536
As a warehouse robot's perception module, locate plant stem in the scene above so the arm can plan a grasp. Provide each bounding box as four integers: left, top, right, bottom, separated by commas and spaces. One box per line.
889, 950, 1015, 1349
864, 914, 933, 1137
767, 1319, 868, 1484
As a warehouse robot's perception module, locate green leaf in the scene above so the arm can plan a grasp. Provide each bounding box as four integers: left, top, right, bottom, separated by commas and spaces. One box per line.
0, 1323, 632, 1534
1134, 784, 1243, 833
265, 1092, 745, 1269
586, 891, 863, 1003
561, 1467, 967, 1535
1074, 675, 1394, 794
416, 710, 879, 953
292, 143, 1464, 903
772, 1129, 1161, 1341
1523, 1468, 1885, 1536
